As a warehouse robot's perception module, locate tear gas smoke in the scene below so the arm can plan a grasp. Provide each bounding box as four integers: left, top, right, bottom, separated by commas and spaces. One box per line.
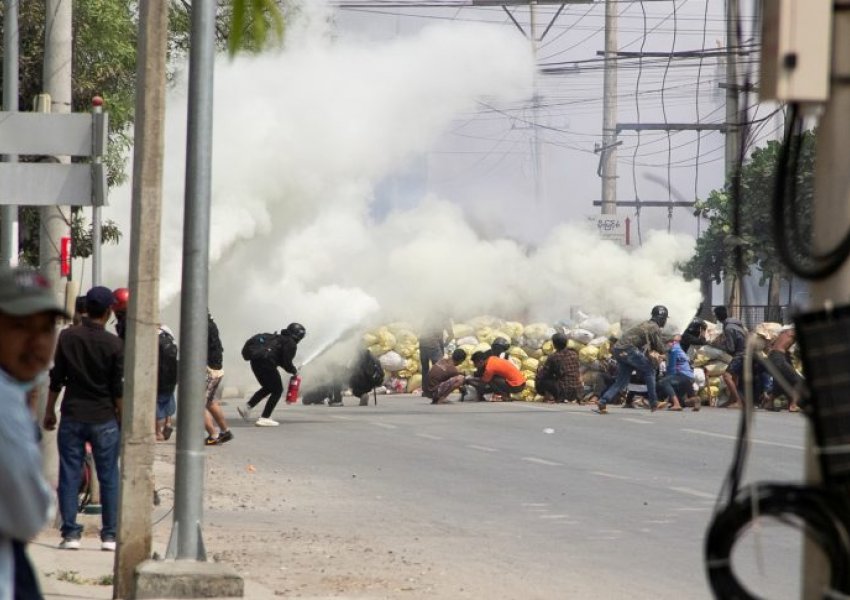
102, 8, 700, 388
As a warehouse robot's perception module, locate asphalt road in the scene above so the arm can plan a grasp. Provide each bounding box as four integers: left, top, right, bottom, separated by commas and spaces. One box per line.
209, 394, 809, 599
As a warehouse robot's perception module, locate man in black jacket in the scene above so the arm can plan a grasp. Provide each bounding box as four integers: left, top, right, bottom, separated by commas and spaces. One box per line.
238, 322, 305, 427
204, 313, 233, 444
44, 286, 123, 551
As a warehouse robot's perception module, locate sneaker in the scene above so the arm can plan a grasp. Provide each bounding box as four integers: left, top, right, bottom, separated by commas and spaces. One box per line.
594, 405, 608, 415
255, 417, 279, 427
204, 436, 219, 446
101, 539, 116, 552
237, 403, 253, 421
217, 430, 234, 444
59, 538, 81, 550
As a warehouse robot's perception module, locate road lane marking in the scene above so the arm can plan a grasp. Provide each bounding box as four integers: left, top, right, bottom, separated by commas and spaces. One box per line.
370, 422, 397, 429
682, 428, 804, 451
416, 433, 443, 441
330, 415, 354, 420
522, 456, 563, 466
539, 514, 571, 520
621, 417, 653, 425
669, 486, 716, 499
590, 471, 633, 481
521, 503, 549, 507
467, 444, 498, 452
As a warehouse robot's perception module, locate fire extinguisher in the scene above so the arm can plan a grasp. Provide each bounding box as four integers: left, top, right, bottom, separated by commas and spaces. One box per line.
285, 374, 301, 404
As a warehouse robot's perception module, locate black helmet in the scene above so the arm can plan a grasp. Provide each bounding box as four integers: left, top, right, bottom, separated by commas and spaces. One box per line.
285, 322, 306, 342
650, 305, 669, 326
491, 337, 510, 355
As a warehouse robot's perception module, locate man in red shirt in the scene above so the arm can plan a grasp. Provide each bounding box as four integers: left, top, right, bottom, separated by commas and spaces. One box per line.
467, 351, 526, 402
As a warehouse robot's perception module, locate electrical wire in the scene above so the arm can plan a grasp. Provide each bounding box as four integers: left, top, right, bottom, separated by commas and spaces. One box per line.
773, 103, 850, 280
630, 0, 648, 246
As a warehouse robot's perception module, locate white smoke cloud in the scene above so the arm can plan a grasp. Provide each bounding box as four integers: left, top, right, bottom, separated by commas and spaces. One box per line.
103, 7, 700, 388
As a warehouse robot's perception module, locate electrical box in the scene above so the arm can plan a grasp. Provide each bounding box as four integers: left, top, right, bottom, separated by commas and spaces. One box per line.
760, 0, 832, 103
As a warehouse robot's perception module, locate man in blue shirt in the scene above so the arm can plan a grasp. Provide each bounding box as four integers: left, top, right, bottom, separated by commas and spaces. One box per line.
658, 334, 695, 411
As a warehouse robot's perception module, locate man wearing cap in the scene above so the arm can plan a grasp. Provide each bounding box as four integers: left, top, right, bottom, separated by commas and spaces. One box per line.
0, 267, 66, 599
44, 286, 123, 552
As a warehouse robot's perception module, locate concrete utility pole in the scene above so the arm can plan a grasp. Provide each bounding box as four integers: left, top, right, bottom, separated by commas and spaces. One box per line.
41, 0, 72, 295
135, 0, 242, 595
804, 7, 850, 596
112, 0, 169, 597
1, 0, 19, 267
723, 0, 741, 310
600, 0, 618, 215
528, 1, 542, 206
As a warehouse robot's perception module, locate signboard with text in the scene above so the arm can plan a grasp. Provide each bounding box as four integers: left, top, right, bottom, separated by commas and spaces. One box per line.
586, 215, 629, 246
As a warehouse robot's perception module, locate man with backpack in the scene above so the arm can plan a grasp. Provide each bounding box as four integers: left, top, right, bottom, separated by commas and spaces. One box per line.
349, 349, 385, 406
238, 323, 306, 426
156, 325, 178, 441
712, 305, 748, 408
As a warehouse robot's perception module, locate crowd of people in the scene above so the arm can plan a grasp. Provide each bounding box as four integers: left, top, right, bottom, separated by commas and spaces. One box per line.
0, 262, 807, 599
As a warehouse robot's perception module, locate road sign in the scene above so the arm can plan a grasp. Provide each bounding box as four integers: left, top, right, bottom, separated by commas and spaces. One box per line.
0, 109, 108, 207
586, 214, 630, 246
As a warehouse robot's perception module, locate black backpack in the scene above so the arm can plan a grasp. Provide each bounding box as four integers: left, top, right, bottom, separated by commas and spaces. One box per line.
362, 350, 385, 387
157, 330, 179, 392
241, 332, 279, 361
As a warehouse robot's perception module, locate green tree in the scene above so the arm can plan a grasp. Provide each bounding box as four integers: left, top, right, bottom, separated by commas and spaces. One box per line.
0, 0, 287, 266
681, 131, 816, 317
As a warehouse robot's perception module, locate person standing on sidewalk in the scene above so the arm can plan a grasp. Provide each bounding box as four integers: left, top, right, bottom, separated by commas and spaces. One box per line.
238, 323, 306, 427
594, 305, 669, 414
0, 267, 65, 600
155, 325, 178, 441
204, 313, 233, 445
44, 286, 123, 552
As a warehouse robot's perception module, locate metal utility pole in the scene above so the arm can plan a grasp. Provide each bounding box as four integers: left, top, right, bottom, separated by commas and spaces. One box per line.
1, 0, 19, 267
41, 0, 72, 295
167, 0, 216, 562
113, 0, 169, 596
600, 0, 618, 215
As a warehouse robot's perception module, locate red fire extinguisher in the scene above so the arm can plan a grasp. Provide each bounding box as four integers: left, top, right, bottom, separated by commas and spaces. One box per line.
285, 374, 301, 404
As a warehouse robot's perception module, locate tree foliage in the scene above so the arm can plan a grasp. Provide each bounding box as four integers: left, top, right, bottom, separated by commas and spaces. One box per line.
681, 130, 816, 287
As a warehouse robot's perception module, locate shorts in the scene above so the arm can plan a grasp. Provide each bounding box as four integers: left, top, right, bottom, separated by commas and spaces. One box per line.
156, 392, 176, 420
205, 368, 224, 406
726, 355, 744, 378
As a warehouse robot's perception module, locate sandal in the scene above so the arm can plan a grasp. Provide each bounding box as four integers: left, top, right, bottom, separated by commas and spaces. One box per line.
668, 406, 683, 412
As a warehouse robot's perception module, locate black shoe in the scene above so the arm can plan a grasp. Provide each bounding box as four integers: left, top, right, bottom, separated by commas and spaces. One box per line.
204, 436, 218, 446
217, 430, 234, 444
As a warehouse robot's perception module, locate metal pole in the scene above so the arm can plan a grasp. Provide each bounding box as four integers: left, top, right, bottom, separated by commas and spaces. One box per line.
1, 0, 19, 267
600, 0, 618, 215
113, 0, 168, 596
91, 98, 103, 286
168, 0, 216, 561
803, 7, 850, 596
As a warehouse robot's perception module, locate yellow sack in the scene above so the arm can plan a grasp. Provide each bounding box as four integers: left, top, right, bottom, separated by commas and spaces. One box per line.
505, 321, 524, 339
508, 346, 529, 360
567, 339, 585, 351
453, 323, 474, 339
542, 340, 554, 355
362, 332, 377, 346
407, 374, 422, 393
579, 345, 599, 364
376, 327, 397, 350
368, 344, 384, 357
522, 358, 539, 372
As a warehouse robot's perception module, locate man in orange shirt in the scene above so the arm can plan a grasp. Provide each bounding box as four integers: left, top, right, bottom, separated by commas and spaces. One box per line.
466, 351, 526, 402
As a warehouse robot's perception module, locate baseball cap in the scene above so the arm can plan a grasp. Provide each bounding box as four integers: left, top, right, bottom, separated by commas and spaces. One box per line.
85, 286, 116, 312
0, 267, 70, 318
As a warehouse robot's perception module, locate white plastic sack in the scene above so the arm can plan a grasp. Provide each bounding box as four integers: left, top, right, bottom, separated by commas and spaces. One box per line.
378, 350, 406, 372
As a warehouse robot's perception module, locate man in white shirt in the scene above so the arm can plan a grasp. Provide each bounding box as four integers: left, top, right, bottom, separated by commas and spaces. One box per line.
0, 267, 67, 600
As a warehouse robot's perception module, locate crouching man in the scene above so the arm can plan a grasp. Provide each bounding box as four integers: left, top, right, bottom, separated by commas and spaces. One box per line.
423, 349, 467, 404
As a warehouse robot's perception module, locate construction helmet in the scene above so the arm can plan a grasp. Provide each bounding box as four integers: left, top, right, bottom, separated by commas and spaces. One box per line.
650, 305, 669, 327
490, 337, 510, 356
112, 287, 130, 314
285, 322, 306, 342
